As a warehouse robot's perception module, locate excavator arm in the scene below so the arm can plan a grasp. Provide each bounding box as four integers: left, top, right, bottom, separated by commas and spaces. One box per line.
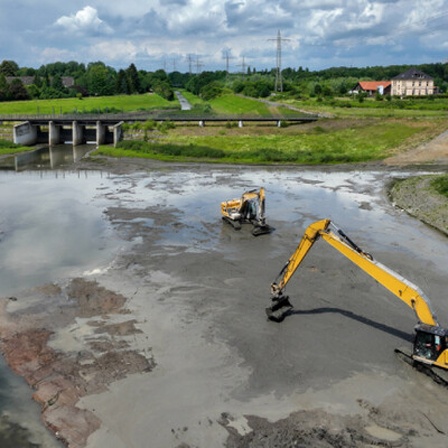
268, 218, 439, 328
267, 218, 448, 378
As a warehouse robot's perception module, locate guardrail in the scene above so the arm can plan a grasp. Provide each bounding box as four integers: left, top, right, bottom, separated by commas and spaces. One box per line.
0, 112, 318, 124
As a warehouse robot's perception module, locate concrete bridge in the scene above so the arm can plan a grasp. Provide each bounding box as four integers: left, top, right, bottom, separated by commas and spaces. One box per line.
0, 112, 318, 147
12, 119, 123, 147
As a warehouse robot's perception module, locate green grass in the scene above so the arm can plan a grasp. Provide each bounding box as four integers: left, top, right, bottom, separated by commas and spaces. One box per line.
281, 97, 448, 118
0, 94, 175, 115
94, 120, 430, 165
431, 175, 448, 198
209, 94, 275, 116
0, 140, 29, 155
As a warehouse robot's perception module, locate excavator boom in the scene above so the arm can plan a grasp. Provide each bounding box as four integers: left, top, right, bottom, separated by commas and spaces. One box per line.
269, 218, 438, 327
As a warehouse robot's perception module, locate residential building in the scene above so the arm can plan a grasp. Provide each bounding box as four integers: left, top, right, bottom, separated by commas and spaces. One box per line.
352, 81, 391, 96
391, 68, 435, 96
5, 76, 75, 88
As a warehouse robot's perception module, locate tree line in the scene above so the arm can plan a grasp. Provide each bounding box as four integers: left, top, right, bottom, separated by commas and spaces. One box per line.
1, 59, 447, 103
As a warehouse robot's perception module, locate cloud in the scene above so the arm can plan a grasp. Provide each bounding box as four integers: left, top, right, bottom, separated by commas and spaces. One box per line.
54, 6, 113, 35
2, 0, 448, 71
88, 41, 139, 62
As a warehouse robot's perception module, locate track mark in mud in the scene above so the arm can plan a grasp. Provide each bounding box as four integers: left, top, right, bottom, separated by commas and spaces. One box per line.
220, 404, 414, 448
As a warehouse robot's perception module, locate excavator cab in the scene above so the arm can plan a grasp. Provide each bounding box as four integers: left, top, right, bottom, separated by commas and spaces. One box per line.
413, 324, 448, 363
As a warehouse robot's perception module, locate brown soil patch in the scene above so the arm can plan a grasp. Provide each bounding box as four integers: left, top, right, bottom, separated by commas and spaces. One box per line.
0, 278, 155, 448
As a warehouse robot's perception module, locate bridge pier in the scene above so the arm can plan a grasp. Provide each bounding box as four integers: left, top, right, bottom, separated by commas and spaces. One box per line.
13, 122, 37, 145
49, 121, 61, 146
72, 121, 85, 145
96, 121, 106, 145
113, 121, 123, 147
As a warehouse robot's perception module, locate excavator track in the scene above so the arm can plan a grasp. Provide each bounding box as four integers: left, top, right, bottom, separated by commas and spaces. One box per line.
395, 348, 448, 387
222, 216, 242, 230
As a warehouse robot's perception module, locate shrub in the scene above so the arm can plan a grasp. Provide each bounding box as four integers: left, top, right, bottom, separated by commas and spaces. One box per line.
431, 175, 448, 198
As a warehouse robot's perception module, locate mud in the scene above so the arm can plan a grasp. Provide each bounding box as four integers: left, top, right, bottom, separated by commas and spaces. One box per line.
0, 130, 448, 448
0, 278, 155, 447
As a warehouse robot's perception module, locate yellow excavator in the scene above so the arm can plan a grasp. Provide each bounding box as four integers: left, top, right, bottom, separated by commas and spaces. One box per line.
266, 218, 448, 383
221, 187, 274, 236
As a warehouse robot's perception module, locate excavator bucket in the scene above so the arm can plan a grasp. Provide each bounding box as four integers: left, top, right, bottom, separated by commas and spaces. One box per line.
266, 295, 293, 322
252, 223, 275, 236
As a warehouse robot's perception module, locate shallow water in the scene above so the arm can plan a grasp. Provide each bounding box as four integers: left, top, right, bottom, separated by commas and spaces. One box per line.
0, 168, 122, 447
0, 144, 92, 171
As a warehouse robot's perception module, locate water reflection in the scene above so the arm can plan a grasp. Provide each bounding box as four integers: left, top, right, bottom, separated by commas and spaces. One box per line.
0, 169, 121, 447
0, 145, 92, 171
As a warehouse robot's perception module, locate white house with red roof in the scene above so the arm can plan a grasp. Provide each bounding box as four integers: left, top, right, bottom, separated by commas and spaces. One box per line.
352, 81, 391, 96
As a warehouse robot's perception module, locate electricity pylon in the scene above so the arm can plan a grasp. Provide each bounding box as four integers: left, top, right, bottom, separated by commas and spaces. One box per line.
269, 30, 290, 92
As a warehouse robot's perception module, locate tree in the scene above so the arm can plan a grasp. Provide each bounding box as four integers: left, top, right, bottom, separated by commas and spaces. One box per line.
0, 60, 19, 76
115, 69, 130, 94
26, 83, 40, 99
51, 74, 66, 92
152, 80, 174, 100
126, 63, 141, 94
85, 62, 115, 96
0, 74, 10, 101
200, 81, 223, 100
9, 78, 29, 100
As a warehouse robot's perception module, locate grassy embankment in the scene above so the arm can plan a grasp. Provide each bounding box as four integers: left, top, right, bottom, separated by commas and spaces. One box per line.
1, 91, 448, 166
95, 91, 448, 164
0, 94, 174, 115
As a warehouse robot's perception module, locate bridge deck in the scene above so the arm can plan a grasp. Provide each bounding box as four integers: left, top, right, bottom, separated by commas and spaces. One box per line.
0, 113, 318, 125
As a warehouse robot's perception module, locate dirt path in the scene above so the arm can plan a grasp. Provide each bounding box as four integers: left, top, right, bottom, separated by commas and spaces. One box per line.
383, 129, 448, 166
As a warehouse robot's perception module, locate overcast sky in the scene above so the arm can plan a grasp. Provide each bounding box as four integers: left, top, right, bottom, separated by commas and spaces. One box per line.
1, 1, 447, 73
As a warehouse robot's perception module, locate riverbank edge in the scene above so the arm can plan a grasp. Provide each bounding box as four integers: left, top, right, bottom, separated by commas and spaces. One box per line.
388, 175, 448, 236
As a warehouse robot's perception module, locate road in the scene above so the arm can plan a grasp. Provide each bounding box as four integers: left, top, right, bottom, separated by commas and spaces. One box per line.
175, 90, 192, 110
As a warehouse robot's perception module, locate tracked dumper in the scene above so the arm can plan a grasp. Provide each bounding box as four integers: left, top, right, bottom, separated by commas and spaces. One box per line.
267, 218, 448, 385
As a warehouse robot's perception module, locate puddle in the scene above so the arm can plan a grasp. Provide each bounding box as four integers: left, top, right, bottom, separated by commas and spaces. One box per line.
0, 170, 120, 297
365, 424, 403, 442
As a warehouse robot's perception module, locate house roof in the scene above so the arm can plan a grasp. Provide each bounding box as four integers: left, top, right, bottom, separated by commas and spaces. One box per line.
5, 75, 75, 88
6, 76, 35, 85
357, 81, 391, 91
392, 68, 433, 80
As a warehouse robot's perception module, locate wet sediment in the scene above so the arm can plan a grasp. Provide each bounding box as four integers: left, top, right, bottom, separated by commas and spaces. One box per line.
0, 279, 155, 447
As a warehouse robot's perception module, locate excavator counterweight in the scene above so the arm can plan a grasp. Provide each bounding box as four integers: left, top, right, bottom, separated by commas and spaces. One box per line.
267, 218, 448, 382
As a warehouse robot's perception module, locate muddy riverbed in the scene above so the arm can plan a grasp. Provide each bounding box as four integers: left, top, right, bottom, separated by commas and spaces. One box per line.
0, 150, 448, 448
